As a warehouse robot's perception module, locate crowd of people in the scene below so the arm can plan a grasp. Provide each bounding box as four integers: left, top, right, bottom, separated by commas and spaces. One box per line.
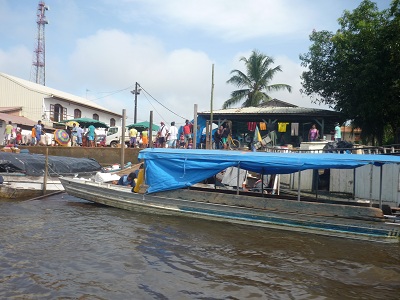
152, 119, 194, 149
3, 120, 46, 146
2, 119, 102, 147
213, 124, 231, 149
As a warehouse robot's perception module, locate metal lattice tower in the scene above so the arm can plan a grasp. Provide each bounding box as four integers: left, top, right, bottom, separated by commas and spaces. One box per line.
31, 1, 49, 86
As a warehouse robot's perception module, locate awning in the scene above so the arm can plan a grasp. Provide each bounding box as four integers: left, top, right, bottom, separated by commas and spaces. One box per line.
0, 112, 37, 127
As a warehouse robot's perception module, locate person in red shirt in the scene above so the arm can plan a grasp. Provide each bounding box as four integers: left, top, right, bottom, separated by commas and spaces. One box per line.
183, 119, 192, 148
15, 128, 22, 145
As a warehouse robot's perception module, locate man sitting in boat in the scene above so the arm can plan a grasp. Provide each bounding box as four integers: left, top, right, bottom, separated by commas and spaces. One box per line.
116, 172, 136, 188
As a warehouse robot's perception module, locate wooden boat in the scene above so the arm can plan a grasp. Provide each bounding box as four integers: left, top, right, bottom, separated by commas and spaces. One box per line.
0, 173, 64, 198
0, 161, 139, 199
60, 149, 400, 243
0, 152, 102, 199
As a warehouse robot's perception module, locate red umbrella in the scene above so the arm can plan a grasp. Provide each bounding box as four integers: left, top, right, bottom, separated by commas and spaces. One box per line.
54, 129, 70, 146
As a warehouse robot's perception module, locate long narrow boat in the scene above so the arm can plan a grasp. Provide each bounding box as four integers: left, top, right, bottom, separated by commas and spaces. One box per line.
0, 152, 102, 199
60, 149, 400, 243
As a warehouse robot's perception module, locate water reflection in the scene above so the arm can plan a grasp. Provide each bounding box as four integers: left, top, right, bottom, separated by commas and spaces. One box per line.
0, 194, 399, 299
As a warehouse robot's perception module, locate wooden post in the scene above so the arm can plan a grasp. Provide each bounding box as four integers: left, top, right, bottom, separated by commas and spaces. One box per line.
209, 64, 214, 150
120, 109, 126, 168
193, 104, 198, 149
261, 173, 264, 197
205, 120, 210, 149
43, 147, 48, 195
149, 111, 154, 148
379, 165, 383, 209
297, 171, 301, 201
236, 165, 240, 195
353, 168, 356, 200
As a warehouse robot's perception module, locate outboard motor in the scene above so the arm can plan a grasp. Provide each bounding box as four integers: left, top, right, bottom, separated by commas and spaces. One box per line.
0, 175, 3, 184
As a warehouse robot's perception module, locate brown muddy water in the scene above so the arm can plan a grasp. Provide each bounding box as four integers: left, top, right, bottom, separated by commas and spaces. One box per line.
1, 193, 399, 299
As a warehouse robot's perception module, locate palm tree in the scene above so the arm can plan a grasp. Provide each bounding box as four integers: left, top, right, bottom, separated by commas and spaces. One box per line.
223, 50, 292, 109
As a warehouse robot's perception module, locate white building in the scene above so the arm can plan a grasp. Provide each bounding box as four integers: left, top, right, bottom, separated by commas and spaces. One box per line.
0, 72, 122, 129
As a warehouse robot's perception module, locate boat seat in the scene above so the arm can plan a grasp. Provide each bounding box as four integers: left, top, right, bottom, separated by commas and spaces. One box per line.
372, 204, 392, 215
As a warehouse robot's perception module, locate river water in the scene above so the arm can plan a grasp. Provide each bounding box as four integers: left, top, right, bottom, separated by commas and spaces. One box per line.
1, 193, 399, 300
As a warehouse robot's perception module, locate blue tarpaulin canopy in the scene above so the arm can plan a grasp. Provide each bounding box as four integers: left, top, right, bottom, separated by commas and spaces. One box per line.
138, 148, 400, 193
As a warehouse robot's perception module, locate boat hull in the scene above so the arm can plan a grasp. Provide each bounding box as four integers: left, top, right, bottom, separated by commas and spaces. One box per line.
60, 178, 400, 243
0, 175, 64, 199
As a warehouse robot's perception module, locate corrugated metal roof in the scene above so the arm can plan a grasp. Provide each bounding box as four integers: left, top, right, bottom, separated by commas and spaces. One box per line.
0, 107, 22, 113
0, 112, 36, 127
200, 106, 340, 115
0, 73, 121, 117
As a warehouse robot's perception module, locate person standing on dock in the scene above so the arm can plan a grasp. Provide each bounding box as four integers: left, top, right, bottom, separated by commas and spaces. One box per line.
183, 120, 193, 148
4, 121, 13, 145
141, 130, 148, 148
76, 125, 83, 146
87, 124, 96, 147
167, 121, 178, 148
30, 125, 36, 146
157, 121, 168, 148
71, 123, 78, 146
334, 123, 342, 142
34, 120, 43, 146
129, 127, 138, 148
308, 124, 319, 142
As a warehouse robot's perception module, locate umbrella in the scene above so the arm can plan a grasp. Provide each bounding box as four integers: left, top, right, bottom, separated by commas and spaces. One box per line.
54, 129, 70, 146
64, 121, 79, 127
127, 121, 159, 131
60, 118, 109, 128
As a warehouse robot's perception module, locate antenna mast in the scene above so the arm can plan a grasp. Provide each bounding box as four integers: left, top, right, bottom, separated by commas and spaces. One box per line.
31, 1, 49, 85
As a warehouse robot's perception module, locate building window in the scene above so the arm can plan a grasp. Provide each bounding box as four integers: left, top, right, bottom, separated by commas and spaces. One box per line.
93, 114, 99, 120
74, 109, 81, 118
50, 104, 67, 122
110, 118, 116, 127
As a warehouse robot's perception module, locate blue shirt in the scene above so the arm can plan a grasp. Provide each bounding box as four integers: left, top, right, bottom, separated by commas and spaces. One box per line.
117, 175, 135, 187
334, 126, 342, 139
88, 125, 95, 137
72, 126, 78, 136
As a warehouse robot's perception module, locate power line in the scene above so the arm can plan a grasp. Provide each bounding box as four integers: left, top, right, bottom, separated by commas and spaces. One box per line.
139, 84, 187, 120
141, 92, 165, 122
88, 85, 135, 101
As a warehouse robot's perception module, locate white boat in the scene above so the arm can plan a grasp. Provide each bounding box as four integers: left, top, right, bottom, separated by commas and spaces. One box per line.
60, 149, 400, 243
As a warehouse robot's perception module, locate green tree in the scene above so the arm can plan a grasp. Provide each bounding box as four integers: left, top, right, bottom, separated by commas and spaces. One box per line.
223, 50, 292, 109
300, 0, 400, 145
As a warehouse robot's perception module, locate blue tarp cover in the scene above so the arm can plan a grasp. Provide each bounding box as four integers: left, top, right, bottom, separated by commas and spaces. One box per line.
138, 148, 400, 193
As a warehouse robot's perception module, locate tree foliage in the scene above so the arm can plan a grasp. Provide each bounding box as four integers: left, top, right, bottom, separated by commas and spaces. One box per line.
223, 50, 292, 109
300, 0, 400, 144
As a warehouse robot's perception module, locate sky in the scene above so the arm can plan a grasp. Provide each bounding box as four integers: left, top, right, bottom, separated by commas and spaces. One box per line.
0, 0, 392, 127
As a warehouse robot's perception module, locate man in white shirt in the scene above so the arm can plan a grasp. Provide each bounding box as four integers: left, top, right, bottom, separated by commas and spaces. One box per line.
167, 121, 178, 148
334, 122, 342, 142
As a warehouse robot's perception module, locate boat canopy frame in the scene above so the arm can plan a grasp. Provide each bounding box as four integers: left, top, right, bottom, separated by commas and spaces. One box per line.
138, 149, 400, 202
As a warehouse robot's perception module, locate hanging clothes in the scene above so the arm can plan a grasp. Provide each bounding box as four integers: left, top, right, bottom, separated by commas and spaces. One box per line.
247, 122, 257, 131
259, 122, 267, 131
267, 122, 276, 131
269, 131, 277, 146
291, 123, 299, 136
278, 122, 289, 132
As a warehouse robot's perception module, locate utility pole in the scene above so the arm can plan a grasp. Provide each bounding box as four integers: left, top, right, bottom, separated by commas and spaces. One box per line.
130, 82, 140, 124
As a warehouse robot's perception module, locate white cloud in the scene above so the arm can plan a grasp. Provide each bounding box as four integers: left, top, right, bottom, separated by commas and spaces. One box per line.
272, 55, 330, 109
66, 29, 216, 125
118, 0, 314, 41
0, 46, 32, 78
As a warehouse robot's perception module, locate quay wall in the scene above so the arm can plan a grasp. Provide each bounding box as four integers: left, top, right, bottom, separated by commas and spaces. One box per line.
13, 146, 140, 166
